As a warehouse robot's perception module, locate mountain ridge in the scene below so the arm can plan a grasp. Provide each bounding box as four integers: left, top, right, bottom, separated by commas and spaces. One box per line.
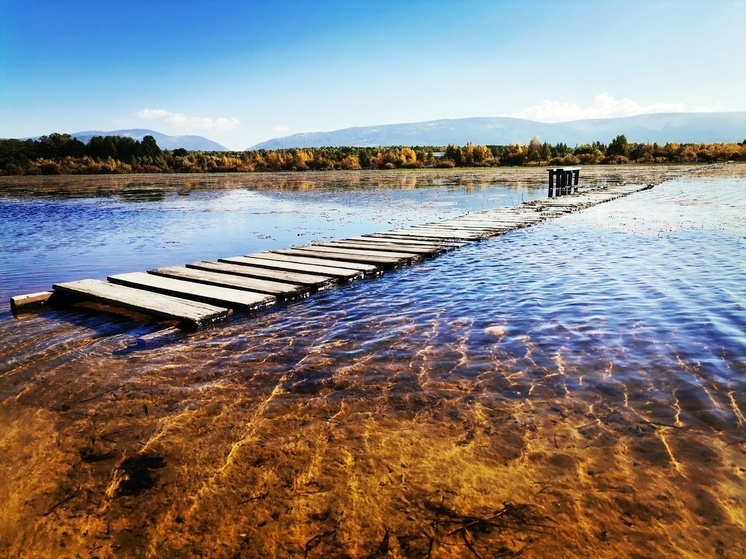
249, 112, 746, 150
68, 129, 229, 151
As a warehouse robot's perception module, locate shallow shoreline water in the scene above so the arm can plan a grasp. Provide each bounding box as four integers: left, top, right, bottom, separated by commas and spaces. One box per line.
1, 166, 744, 558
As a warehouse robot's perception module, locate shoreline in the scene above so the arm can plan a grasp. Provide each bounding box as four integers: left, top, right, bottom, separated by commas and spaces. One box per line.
1, 163, 744, 198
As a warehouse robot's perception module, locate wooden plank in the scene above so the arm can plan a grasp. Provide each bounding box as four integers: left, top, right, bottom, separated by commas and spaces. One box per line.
274, 248, 405, 267
275, 247, 411, 268
372, 231, 476, 243
395, 224, 487, 236
439, 217, 516, 226
257, 251, 380, 274
52, 279, 230, 327
220, 255, 364, 281
474, 212, 544, 224
355, 235, 461, 248
446, 217, 539, 226
382, 228, 479, 240
332, 238, 446, 253
186, 260, 335, 289
401, 227, 489, 240
108, 272, 276, 311
148, 266, 309, 300
10, 291, 54, 312
314, 240, 442, 256
365, 233, 469, 247
424, 222, 509, 233
296, 244, 421, 260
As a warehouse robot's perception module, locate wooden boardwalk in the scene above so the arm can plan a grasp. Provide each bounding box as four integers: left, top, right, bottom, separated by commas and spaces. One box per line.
10, 182, 654, 328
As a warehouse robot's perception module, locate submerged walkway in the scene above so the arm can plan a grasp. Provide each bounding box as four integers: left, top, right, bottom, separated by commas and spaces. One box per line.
10, 182, 654, 328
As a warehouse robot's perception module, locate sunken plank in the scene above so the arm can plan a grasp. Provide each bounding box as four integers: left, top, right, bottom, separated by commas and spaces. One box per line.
149, 266, 309, 300
52, 279, 229, 327
258, 251, 380, 274
10, 291, 54, 312
108, 272, 276, 311
186, 260, 336, 289
220, 255, 365, 281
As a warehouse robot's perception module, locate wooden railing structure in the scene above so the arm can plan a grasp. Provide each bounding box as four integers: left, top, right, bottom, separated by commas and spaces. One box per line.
548, 167, 581, 197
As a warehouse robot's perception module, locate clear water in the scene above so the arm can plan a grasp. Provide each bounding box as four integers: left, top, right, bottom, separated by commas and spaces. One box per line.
0, 171, 543, 306
0, 169, 744, 558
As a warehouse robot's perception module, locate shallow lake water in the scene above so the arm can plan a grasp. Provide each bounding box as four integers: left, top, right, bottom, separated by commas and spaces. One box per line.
0, 171, 545, 306
0, 168, 744, 558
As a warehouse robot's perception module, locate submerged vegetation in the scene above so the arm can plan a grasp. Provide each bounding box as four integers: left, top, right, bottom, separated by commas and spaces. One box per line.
1, 133, 744, 175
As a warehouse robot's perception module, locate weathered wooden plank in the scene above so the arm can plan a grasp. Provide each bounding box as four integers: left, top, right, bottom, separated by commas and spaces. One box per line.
108, 272, 276, 311
438, 218, 516, 227
314, 240, 442, 256
365, 233, 469, 247
275, 247, 403, 267
402, 226, 489, 240
383, 227, 483, 241
403, 224, 489, 235
424, 222, 509, 233
274, 248, 407, 268
446, 216, 540, 226
149, 266, 309, 300
476, 214, 545, 223
187, 260, 335, 289
479, 210, 545, 219
52, 279, 230, 327
345, 237, 447, 250
298, 244, 421, 260
355, 235, 462, 248
220, 255, 365, 281
10, 291, 54, 312
257, 252, 380, 274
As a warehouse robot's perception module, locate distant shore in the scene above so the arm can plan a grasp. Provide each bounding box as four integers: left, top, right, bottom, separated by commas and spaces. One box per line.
1, 163, 744, 200
1, 133, 744, 176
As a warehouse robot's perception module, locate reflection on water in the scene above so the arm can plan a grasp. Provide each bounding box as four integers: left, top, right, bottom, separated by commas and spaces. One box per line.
0, 169, 745, 557
1, 170, 547, 306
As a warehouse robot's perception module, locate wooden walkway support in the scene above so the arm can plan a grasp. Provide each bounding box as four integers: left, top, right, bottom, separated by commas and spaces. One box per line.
10, 181, 654, 329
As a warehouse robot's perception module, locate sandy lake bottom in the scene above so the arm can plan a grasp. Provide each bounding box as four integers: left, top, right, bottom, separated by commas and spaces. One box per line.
0, 166, 744, 558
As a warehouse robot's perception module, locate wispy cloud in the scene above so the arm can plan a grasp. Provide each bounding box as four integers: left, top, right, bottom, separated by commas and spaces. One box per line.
507, 93, 715, 122
137, 108, 240, 131
273, 125, 291, 133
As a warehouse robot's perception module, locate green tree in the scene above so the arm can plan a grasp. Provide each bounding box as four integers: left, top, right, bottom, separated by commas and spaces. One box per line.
526, 136, 542, 162
607, 134, 630, 157
141, 135, 162, 158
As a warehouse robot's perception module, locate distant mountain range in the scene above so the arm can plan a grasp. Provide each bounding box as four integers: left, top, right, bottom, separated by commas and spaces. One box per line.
68, 129, 229, 151
249, 112, 746, 150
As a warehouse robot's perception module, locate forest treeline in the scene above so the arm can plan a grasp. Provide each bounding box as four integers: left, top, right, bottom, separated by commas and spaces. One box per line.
1, 133, 745, 175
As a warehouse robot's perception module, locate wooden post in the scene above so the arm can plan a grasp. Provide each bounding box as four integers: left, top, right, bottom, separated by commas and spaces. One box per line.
549, 167, 581, 197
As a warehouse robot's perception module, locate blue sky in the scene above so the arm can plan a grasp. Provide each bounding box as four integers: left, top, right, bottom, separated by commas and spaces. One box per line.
1, 0, 744, 150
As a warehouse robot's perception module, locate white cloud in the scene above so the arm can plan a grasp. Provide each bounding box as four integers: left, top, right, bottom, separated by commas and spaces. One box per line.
273, 125, 291, 132
506, 93, 714, 122
137, 108, 240, 131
